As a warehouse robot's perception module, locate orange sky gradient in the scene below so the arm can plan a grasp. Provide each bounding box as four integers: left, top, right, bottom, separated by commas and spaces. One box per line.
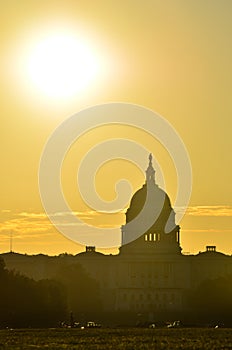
0, 1, 232, 255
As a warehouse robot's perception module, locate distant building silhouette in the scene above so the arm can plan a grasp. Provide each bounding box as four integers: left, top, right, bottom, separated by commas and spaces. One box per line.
121, 153, 180, 252
1, 155, 232, 323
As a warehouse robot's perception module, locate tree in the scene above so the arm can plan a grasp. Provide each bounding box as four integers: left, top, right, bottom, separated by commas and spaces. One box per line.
54, 263, 102, 319
0, 258, 68, 328
187, 276, 232, 325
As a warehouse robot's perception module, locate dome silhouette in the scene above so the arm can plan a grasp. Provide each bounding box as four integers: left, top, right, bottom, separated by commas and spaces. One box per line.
120, 154, 181, 254
126, 182, 173, 230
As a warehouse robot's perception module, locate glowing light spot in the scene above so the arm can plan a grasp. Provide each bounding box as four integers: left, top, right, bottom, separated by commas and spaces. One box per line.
26, 34, 100, 99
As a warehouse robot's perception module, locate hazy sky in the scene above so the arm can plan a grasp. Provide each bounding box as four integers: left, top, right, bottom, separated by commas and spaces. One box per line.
1, 1, 232, 255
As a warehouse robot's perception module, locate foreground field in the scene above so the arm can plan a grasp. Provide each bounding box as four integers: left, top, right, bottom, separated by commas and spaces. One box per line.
0, 328, 232, 350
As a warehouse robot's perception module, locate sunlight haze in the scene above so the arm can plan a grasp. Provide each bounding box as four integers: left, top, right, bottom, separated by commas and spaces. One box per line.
0, 1, 231, 256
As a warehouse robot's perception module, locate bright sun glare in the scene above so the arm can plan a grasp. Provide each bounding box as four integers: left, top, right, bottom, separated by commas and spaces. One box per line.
26, 33, 100, 99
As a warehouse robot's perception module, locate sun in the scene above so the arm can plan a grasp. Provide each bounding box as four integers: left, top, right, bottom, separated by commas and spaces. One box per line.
25, 33, 100, 99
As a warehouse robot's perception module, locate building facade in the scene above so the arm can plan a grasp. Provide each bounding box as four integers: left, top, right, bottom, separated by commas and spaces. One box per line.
1, 155, 232, 322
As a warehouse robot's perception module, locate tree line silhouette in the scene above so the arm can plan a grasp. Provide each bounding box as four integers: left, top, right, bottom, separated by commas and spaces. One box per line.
1, 254, 232, 328
0, 257, 101, 328
185, 276, 232, 326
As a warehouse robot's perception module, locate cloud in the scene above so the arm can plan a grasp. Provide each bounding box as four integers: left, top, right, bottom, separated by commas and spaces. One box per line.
177, 205, 232, 217
1, 205, 231, 241
14, 206, 232, 220
0, 210, 53, 237
0, 209, 121, 239
17, 212, 47, 218
182, 228, 232, 233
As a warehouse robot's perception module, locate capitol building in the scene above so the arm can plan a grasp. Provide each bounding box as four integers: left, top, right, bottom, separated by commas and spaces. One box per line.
75, 155, 232, 319
2, 155, 232, 323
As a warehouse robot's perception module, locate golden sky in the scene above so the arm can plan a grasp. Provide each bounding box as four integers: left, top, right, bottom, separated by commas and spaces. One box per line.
1, 1, 232, 255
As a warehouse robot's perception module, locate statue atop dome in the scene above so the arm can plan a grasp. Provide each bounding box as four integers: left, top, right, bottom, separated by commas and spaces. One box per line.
146, 153, 155, 183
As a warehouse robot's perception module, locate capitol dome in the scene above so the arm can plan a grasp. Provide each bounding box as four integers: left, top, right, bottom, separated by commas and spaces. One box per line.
120, 154, 181, 254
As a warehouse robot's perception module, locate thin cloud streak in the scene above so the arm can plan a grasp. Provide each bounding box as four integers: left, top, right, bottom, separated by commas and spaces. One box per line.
177, 205, 232, 217
0, 209, 121, 237
182, 229, 232, 233
0, 206, 231, 239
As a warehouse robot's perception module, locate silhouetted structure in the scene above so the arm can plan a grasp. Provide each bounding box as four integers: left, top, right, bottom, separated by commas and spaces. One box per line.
121, 153, 180, 252
1, 155, 232, 325
0, 257, 67, 328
